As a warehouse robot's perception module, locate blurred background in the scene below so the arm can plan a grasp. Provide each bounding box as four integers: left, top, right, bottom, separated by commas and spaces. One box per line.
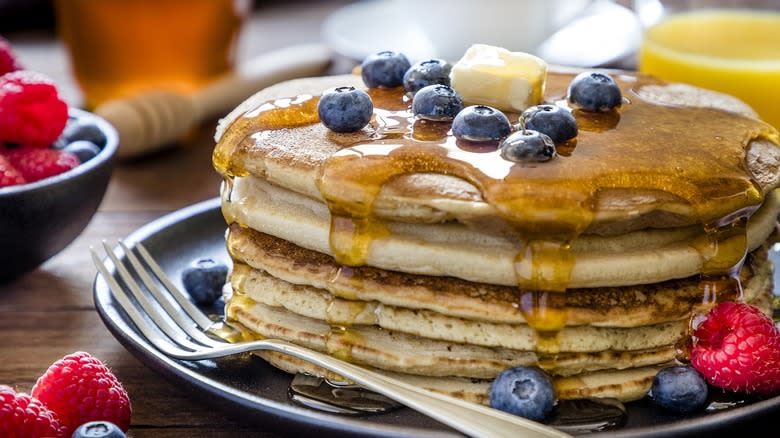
1, 0, 779, 141
0, 0, 355, 107
0, 0, 297, 31
0, 0, 54, 31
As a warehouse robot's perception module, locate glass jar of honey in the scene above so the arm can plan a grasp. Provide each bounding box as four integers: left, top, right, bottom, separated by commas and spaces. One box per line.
54, 0, 252, 110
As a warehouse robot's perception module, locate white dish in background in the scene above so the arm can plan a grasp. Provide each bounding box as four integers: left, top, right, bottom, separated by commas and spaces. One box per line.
321, 0, 438, 63
321, 0, 642, 68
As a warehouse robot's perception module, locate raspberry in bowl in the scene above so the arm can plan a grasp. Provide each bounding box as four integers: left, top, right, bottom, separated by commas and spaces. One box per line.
0, 69, 118, 283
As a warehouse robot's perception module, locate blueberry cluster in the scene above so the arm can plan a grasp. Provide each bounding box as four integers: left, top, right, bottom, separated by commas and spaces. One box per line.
319, 50, 626, 165
317, 51, 455, 133
451, 105, 563, 163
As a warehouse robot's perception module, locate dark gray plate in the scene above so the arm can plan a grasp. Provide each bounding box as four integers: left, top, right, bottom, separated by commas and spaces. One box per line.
93, 197, 780, 437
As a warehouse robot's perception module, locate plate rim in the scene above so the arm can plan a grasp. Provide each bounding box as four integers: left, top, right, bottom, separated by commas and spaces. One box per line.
93, 197, 780, 437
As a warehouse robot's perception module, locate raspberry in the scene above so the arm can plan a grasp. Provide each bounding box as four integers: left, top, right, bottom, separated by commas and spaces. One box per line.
0, 385, 67, 438
32, 352, 132, 436
691, 302, 780, 394
0, 36, 22, 75
5, 147, 79, 182
0, 70, 68, 147
0, 154, 25, 187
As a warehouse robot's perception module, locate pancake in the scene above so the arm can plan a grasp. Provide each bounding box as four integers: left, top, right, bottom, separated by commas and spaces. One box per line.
214, 73, 780, 234
221, 176, 780, 288
227, 298, 674, 393
223, 224, 774, 399
231, 264, 691, 353
253, 350, 665, 404
225, 281, 771, 401
226, 223, 774, 328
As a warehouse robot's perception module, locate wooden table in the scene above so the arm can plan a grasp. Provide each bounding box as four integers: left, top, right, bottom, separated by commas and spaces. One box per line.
1, 2, 355, 437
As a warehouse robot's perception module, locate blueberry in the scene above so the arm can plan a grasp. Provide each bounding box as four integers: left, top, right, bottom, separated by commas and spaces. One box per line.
181, 258, 229, 306
317, 86, 373, 133
412, 85, 464, 121
403, 58, 452, 95
649, 366, 708, 414
361, 50, 411, 88
58, 120, 108, 148
567, 71, 622, 112
451, 105, 512, 142
63, 140, 101, 163
522, 104, 578, 144
500, 129, 556, 162
489, 366, 555, 422
71, 420, 127, 438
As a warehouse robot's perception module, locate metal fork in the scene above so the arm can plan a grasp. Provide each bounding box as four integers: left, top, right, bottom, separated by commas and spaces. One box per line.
91, 240, 572, 438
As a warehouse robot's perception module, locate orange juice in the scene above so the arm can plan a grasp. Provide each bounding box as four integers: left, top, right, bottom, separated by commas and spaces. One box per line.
639, 9, 780, 129
54, 0, 251, 109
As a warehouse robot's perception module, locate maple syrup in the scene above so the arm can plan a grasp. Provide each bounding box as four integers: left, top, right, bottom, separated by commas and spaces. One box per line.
215, 73, 778, 433
214, 70, 779, 341
213, 72, 780, 429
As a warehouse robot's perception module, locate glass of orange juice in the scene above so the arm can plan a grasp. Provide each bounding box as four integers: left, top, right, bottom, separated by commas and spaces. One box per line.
638, 0, 780, 129
53, 0, 252, 110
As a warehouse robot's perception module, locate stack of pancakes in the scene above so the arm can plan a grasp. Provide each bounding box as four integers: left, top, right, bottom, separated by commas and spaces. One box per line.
212, 70, 780, 404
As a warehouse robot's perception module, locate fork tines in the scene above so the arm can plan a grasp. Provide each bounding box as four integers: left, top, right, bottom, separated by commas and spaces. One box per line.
91, 240, 222, 357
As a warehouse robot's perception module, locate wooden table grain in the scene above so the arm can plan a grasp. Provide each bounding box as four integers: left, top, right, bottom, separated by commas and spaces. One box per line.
1, 2, 354, 437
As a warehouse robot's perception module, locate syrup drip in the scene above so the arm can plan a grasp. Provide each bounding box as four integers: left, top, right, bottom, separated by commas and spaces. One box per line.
327, 265, 361, 301
324, 295, 371, 326
213, 70, 779, 350
213, 94, 320, 177
696, 216, 750, 304
325, 326, 364, 363
226, 268, 368, 362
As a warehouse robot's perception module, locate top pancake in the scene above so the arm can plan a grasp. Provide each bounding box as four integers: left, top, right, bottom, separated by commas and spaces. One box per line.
214, 71, 780, 236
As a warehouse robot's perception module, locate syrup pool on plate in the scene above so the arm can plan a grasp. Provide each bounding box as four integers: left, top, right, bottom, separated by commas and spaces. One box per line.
638, 9, 780, 130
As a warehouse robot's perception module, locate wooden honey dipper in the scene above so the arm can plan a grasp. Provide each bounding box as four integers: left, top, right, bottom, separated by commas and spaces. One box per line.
94, 44, 333, 160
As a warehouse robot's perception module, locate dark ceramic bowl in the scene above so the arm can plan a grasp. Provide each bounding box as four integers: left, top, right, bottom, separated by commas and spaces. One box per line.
0, 108, 118, 282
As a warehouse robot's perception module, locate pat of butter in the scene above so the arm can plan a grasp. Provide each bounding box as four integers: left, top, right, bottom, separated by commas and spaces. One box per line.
450, 44, 547, 112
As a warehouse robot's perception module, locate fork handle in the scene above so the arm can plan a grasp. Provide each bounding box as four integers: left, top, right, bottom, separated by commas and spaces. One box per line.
91, 244, 567, 437
261, 339, 571, 438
